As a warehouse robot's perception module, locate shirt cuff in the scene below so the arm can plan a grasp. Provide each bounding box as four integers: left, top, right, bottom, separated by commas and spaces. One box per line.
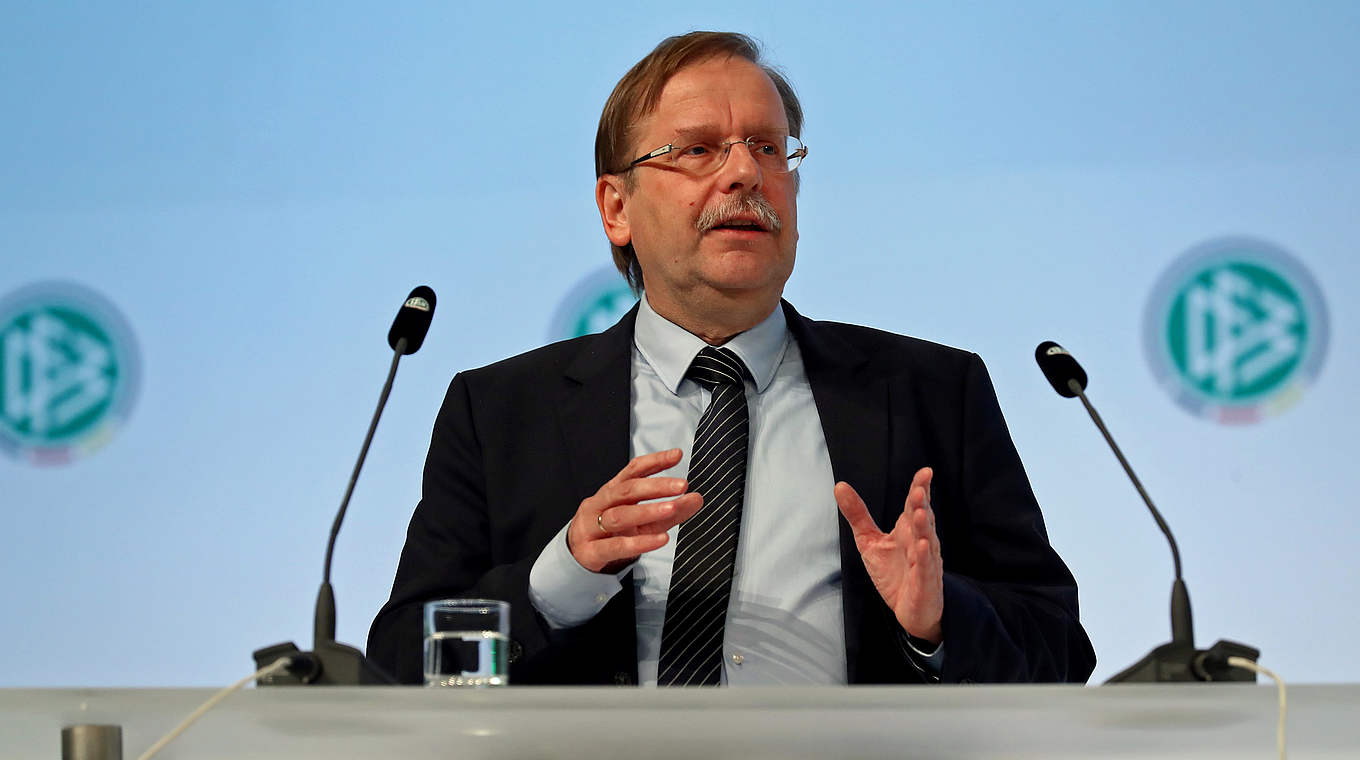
898, 629, 946, 678
528, 521, 634, 629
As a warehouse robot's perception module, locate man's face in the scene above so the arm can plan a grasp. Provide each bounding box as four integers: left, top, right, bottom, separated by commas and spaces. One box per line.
600, 56, 799, 318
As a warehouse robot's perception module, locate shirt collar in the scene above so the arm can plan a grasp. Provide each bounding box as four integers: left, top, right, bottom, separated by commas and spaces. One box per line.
634, 294, 788, 395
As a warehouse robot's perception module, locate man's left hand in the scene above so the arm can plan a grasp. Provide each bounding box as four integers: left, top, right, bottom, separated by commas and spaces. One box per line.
834, 467, 943, 644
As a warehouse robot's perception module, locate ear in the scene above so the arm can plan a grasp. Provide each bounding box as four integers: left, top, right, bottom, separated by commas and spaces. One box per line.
596, 174, 632, 247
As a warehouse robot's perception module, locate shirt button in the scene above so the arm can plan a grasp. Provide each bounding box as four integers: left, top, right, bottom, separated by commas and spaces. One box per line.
731, 653, 744, 666
595, 593, 609, 604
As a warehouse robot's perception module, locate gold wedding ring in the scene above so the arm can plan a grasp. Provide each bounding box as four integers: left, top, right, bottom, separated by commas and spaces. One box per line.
597, 513, 610, 536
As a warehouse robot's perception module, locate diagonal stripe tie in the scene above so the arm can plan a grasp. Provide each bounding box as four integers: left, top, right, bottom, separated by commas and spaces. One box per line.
657, 346, 750, 687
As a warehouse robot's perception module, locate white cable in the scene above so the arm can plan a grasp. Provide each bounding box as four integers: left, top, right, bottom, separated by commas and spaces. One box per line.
136, 657, 293, 760
1227, 656, 1286, 760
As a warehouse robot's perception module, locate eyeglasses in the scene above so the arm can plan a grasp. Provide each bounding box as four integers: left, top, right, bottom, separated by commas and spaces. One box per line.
624, 135, 807, 176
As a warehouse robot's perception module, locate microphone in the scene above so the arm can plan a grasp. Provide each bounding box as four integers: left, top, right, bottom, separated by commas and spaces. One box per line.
253, 287, 438, 685
1034, 341, 1258, 683
1035, 341, 1087, 398
388, 286, 436, 355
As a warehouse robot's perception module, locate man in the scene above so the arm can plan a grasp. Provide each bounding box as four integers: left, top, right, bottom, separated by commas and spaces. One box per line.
368, 31, 1096, 686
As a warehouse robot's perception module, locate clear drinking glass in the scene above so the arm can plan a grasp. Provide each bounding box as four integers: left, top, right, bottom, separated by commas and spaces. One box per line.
423, 598, 510, 687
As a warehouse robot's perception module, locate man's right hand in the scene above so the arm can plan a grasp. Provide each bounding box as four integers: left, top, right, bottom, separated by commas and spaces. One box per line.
567, 448, 703, 573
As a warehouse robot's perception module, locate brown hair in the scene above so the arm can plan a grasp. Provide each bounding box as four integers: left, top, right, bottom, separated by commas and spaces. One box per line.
595, 31, 804, 292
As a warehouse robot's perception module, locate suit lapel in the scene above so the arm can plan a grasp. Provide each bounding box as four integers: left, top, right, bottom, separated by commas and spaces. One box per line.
558, 304, 637, 500
783, 301, 892, 683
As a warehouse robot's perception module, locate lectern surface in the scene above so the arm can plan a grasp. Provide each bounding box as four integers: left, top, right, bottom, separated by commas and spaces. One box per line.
2, 683, 1356, 759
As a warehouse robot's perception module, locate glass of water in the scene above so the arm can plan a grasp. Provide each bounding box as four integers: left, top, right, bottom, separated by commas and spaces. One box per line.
423, 598, 510, 687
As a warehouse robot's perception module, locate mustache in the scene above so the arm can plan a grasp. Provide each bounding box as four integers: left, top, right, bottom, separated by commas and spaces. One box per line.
695, 193, 782, 233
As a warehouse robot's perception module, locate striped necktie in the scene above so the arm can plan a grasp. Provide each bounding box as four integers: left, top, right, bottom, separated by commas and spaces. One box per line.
657, 346, 751, 686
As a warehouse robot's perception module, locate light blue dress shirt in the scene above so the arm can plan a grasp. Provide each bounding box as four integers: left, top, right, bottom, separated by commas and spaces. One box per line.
529, 296, 941, 684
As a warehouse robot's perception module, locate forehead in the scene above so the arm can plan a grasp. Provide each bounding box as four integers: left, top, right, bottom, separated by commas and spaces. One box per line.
638, 56, 789, 139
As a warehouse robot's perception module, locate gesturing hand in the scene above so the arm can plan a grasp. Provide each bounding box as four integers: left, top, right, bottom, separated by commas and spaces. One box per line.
834, 467, 943, 644
567, 448, 704, 574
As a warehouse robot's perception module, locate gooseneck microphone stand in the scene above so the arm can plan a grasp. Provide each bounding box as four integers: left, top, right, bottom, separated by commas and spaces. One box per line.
1035, 342, 1258, 683
253, 286, 436, 685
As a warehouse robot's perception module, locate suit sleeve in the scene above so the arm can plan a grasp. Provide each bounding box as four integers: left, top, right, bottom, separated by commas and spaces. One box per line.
936, 354, 1097, 684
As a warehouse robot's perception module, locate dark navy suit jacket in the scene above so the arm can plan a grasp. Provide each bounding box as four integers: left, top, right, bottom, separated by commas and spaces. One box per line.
367, 301, 1096, 685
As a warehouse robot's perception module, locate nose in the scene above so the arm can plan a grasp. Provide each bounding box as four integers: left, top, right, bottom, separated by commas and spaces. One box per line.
718, 140, 762, 192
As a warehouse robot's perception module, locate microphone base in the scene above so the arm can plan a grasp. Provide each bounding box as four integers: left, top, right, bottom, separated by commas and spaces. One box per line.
253, 640, 397, 686
1106, 639, 1260, 683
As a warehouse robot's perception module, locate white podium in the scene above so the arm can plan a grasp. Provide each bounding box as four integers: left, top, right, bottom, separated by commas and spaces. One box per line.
3, 684, 1357, 759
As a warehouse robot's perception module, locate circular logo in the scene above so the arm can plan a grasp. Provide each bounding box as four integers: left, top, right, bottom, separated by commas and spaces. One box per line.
1143, 237, 1328, 424
548, 265, 638, 341
0, 282, 141, 465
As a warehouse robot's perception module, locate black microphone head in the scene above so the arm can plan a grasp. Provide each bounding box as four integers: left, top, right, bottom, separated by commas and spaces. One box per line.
1035, 341, 1088, 398
387, 286, 436, 355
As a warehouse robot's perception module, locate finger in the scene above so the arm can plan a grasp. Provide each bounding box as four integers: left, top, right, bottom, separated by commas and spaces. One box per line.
907, 467, 933, 510
906, 534, 930, 570
668, 491, 704, 522
633, 492, 704, 534
611, 448, 684, 484
600, 500, 676, 534
906, 467, 935, 521
910, 508, 941, 556
604, 474, 689, 508
911, 533, 942, 581
835, 482, 882, 539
